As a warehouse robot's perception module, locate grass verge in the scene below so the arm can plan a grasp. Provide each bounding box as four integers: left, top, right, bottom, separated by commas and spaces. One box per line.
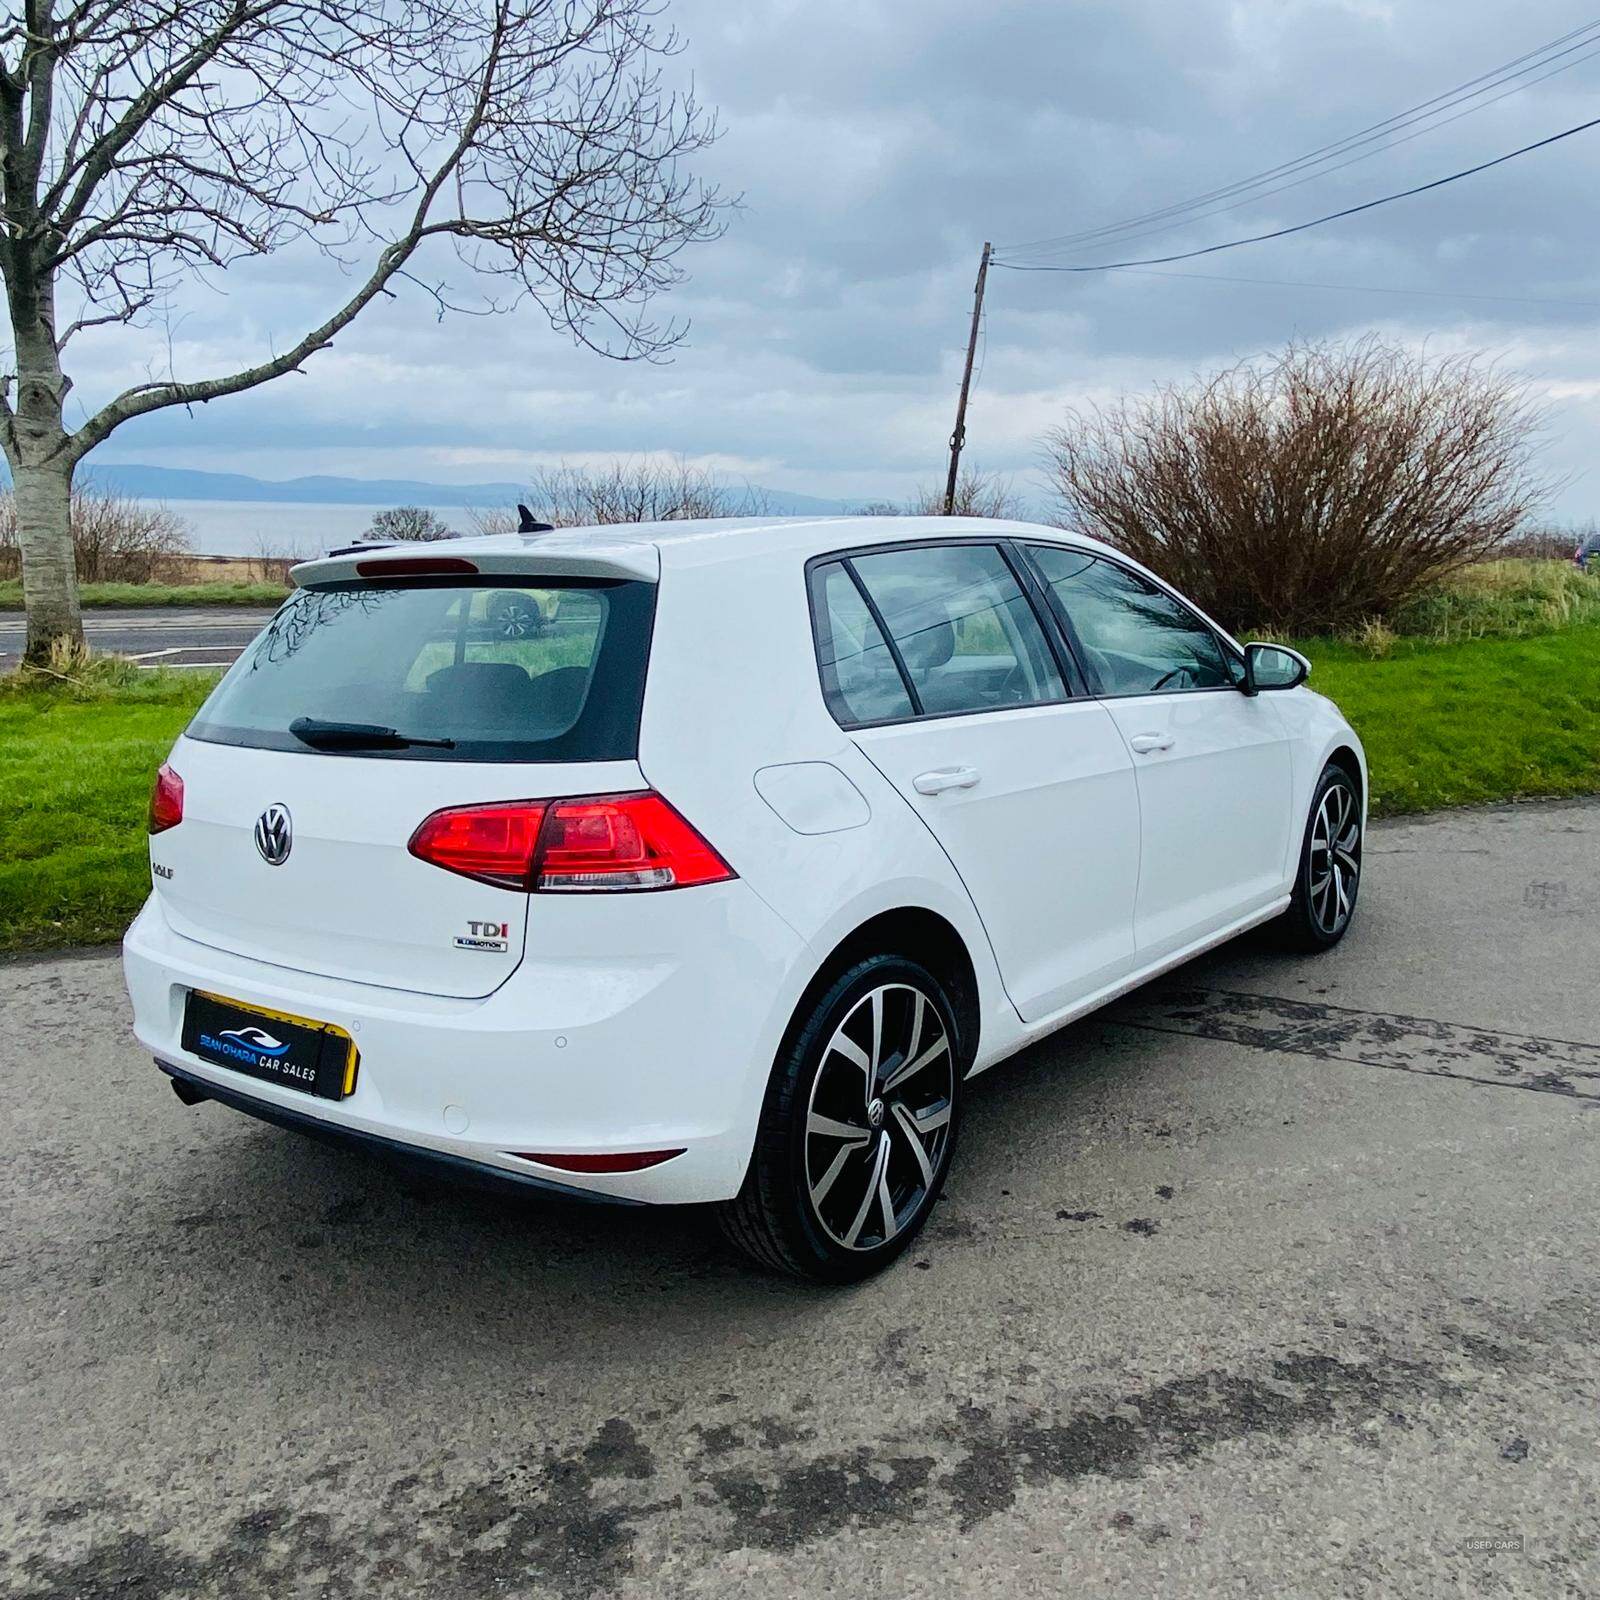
1, 623, 1597, 954
0, 579, 289, 608
1350, 560, 1600, 649
0, 665, 215, 952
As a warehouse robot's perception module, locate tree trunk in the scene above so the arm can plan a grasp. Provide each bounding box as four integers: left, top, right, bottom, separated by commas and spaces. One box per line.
6, 257, 83, 666
14, 455, 78, 664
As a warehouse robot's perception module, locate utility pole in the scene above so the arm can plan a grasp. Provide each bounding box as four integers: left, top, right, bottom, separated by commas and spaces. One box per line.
943, 240, 992, 516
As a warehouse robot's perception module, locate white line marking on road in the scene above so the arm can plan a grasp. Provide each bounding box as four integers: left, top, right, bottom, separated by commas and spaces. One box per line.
122, 646, 240, 661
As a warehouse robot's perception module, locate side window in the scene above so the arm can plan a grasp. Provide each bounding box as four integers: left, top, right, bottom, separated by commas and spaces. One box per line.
809, 561, 914, 726
1029, 546, 1234, 696
850, 544, 1065, 716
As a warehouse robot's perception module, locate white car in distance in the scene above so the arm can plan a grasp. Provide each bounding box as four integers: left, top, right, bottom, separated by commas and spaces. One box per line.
123, 516, 1365, 1281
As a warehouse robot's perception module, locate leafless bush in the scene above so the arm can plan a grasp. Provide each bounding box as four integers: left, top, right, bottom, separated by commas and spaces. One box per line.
476, 460, 772, 530
1497, 521, 1591, 560
855, 468, 1025, 520
367, 506, 454, 541
0, 488, 188, 583
1044, 338, 1552, 635
911, 469, 1026, 520
247, 533, 300, 584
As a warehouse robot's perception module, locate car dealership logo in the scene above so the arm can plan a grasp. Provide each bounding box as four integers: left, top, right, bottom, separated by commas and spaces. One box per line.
216, 1026, 291, 1058
254, 804, 292, 865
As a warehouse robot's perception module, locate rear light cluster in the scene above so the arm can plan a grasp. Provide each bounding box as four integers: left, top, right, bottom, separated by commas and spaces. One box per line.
407, 791, 734, 893
148, 764, 184, 834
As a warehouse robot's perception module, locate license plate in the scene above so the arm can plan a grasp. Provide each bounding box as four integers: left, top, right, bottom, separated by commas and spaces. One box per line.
182, 991, 358, 1100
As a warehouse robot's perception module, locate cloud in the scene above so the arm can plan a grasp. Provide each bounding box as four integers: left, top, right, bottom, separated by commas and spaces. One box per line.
64, 0, 1600, 515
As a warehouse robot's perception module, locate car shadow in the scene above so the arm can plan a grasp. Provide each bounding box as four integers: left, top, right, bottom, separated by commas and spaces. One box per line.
119, 930, 1323, 1355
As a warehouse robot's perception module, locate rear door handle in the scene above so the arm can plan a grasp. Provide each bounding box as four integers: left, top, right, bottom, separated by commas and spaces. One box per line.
1129, 733, 1175, 754
913, 766, 981, 795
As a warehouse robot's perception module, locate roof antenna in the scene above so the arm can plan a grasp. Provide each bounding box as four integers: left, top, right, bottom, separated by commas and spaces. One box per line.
517, 503, 555, 534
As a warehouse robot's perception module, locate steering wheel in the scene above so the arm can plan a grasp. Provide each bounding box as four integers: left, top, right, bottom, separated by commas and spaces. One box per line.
1148, 665, 1190, 693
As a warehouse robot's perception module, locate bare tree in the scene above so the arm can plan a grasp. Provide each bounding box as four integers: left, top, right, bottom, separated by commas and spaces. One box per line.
1044, 338, 1551, 635
474, 456, 769, 529
0, 1, 726, 662
367, 504, 451, 541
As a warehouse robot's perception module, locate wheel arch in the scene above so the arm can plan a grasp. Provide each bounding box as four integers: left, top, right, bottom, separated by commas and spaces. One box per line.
786, 906, 982, 1073
1325, 742, 1366, 816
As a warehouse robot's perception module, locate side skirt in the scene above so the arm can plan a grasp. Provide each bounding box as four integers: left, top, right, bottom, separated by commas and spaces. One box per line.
965, 897, 1292, 1077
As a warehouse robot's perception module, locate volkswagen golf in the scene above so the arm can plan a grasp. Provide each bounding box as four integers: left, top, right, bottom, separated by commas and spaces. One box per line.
124, 516, 1365, 1280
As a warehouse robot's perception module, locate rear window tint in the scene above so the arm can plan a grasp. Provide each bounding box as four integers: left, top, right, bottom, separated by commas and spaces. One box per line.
187, 579, 655, 762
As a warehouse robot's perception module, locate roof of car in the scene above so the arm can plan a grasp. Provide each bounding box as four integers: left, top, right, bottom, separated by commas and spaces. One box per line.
391, 515, 1099, 567
291, 515, 1119, 589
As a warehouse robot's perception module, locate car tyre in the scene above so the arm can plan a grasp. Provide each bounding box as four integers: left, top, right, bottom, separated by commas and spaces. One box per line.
720, 954, 961, 1282
1273, 762, 1363, 952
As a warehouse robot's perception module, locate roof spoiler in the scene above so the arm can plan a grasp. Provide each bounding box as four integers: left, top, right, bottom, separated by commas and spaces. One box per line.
291, 537, 660, 588
323, 538, 401, 558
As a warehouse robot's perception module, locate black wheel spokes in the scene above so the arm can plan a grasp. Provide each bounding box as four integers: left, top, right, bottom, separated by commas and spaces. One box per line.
805, 984, 953, 1251
1309, 781, 1360, 935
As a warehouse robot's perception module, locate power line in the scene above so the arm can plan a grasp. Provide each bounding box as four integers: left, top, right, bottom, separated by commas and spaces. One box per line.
990, 113, 1600, 274
1114, 266, 1600, 311
999, 18, 1600, 258
1010, 41, 1600, 265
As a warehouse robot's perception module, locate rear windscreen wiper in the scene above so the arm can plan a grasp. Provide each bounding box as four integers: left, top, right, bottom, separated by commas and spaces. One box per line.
289, 717, 455, 751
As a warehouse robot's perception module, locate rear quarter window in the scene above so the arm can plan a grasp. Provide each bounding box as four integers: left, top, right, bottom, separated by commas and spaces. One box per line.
186, 578, 656, 762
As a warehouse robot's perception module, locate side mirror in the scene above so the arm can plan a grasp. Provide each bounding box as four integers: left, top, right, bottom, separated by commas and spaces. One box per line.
1241, 641, 1310, 695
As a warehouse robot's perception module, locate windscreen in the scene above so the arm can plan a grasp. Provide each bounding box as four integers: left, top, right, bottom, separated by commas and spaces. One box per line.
186, 578, 655, 762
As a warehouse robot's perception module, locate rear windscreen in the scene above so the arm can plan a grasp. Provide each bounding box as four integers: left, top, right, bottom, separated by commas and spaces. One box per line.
186, 578, 656, 762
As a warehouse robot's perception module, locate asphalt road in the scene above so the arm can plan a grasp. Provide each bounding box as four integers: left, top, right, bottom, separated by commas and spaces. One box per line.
0, 607, 275, 669
3, 799, 1598, 1598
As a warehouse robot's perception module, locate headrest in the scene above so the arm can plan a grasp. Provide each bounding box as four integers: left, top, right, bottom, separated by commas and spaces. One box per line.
899, 605, 956, 672
425, 661, 534, 714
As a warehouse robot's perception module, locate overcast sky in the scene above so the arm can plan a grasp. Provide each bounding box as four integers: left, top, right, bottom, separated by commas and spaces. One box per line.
72, 0, 1600, 518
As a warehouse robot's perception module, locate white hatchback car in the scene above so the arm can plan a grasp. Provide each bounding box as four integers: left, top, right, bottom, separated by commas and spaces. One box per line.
124, 516, 1364, 1280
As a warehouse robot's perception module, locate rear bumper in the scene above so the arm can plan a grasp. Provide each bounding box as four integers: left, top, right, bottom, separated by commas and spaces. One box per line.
122, 882, 812, 1205
155, 1058, 630, 1205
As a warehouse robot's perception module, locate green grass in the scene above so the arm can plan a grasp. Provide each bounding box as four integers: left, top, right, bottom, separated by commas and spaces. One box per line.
2, 619, 1598, 954
0, 665, 216, 952
0, 579, 289, 608
1299, 625, 1600, 815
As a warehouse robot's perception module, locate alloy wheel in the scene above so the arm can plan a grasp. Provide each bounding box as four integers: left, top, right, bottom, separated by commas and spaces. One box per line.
803, 983, 954, 1251
1309, 779, 1361, 937
490, 595, 541, 638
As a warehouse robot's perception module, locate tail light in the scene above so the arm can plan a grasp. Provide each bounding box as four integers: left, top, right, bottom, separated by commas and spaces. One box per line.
407, 792, 735, 892
148, 764, 184, 834
406, 801, 546, 889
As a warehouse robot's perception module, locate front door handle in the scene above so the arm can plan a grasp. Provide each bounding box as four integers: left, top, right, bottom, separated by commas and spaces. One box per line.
913, 765, 981, 796
1129, 733, 1175, 754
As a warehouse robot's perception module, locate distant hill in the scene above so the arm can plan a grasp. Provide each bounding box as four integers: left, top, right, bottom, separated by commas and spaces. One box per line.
8, 461, 859, 517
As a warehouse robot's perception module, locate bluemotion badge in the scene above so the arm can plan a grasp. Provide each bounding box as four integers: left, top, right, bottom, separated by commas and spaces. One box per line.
455, 918, 510, 953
